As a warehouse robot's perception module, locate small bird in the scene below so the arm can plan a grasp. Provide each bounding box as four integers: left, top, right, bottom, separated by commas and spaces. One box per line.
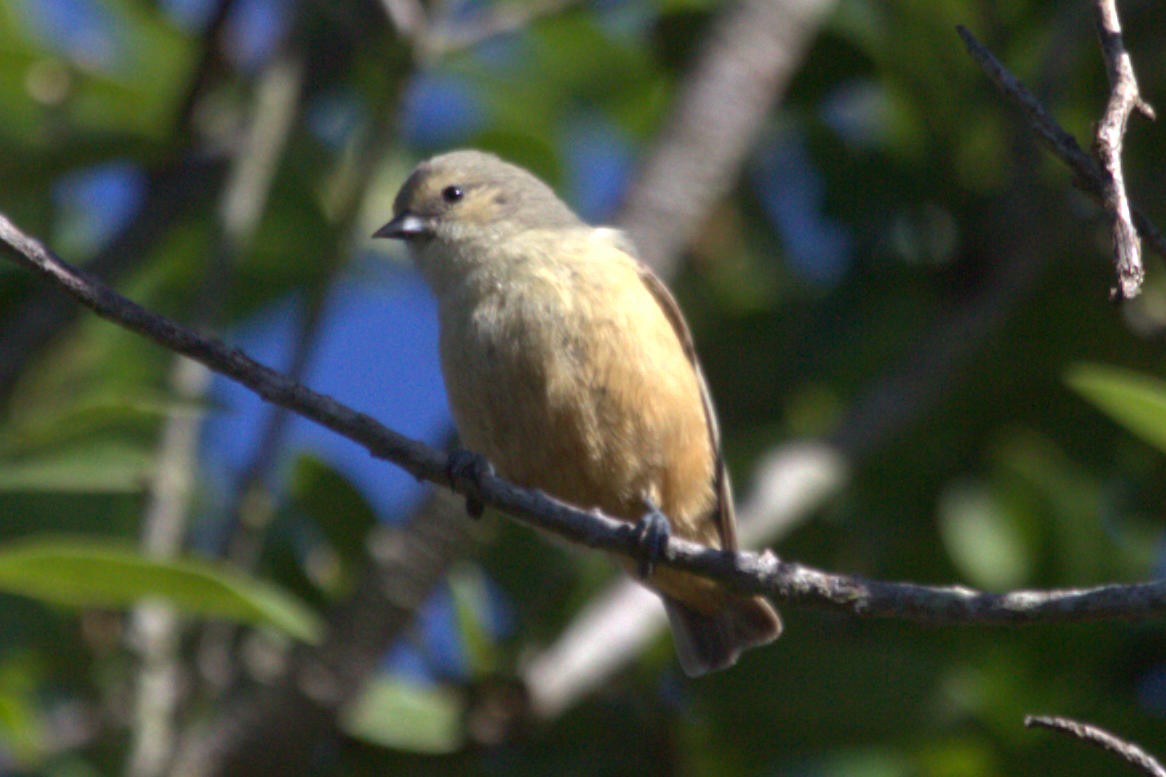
374, 149, 780, 676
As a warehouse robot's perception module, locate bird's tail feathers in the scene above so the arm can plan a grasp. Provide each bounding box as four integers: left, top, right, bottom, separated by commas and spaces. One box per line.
664, 595, 782, 677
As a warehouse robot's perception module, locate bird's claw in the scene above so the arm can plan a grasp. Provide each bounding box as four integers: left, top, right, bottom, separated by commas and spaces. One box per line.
635, 503, 672, 579
446, 449, 494, 519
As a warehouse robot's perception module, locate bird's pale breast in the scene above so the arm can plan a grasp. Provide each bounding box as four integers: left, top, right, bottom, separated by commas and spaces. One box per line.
436, 230, 719, 546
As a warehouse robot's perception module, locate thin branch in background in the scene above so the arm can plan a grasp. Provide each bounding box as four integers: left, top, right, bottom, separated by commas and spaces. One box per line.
195, 61, 410, 700
957, 24, 1163, 297
378, 0, 583, 59
1026, 716, 1166, 777
126, 44, 308, 777
5, 214, 1166, 631
421, 0, 583, 59
190, 0, 416, 565
172, 0, 240, 135
125, 358, 212, 777
616, 0, 839, 276
204, 46, 315, 573
1092, 0, 1154, 301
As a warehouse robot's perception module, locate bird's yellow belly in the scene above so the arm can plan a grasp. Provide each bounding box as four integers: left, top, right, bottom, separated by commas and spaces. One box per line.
438, 281, 716, 539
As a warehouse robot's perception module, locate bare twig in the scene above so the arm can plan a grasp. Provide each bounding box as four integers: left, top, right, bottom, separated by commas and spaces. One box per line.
5, 214, 1166, 629
1026, 716, 1166, 777
1092, 0, 1154, 300
0, 157, 224, 400
957, 24, 1164, 296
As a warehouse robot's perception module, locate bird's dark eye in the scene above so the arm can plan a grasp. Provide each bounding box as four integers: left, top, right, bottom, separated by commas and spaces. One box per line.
442, 185, 464, 203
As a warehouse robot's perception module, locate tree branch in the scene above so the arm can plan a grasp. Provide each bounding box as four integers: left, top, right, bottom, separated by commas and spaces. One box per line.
0, 156, 224, 401
1026, 716, 1166, 777
1092, 0, 1154, 300
127, 42, 310, 777
4, 213, 1166, 630
127, 355, 212, 777
957, 24, 1161, 299
524, 443, 845, 717
0, 0, 239, 403
172, 0, 240, 136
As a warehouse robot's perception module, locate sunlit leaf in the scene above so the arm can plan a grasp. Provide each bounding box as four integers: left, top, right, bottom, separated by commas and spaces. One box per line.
342, 676, 464, 754
1066, 363, 1166, 454
938, 480, 1030, 589
0, 538, 322, 642
0, 652, 43, 764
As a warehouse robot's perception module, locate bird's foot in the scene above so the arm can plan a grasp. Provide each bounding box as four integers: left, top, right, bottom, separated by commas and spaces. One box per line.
446, 449, 494, 519
634, 502, 672, 579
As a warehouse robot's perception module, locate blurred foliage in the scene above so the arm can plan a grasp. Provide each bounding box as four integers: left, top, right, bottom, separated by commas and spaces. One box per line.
2, 0, 1166, 775
0, 537, 321, 641
1069, 363, 1166, 456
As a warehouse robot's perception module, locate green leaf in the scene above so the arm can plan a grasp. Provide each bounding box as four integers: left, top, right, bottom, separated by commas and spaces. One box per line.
0, 652, 44, 763
0, 538, 322, 642
342, 676, 464, 754
0, 440, 152, 492
0, 386, 211, 494
289, 455, 376, 570
937, 480, 1029, 589
1065, 363, 1166, 454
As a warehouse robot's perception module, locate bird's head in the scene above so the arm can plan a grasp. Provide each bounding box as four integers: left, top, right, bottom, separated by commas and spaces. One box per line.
374, 150, 582, 248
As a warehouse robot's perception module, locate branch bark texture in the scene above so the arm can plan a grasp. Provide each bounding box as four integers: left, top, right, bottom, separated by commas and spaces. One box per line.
4, 213, 1166, 632
1026, 715, 1166, 777
958, 22, 1160, 298
1092, 0, 1154, 300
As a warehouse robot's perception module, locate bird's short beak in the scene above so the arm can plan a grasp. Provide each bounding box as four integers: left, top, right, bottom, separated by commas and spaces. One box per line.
373, 212, 432, 240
